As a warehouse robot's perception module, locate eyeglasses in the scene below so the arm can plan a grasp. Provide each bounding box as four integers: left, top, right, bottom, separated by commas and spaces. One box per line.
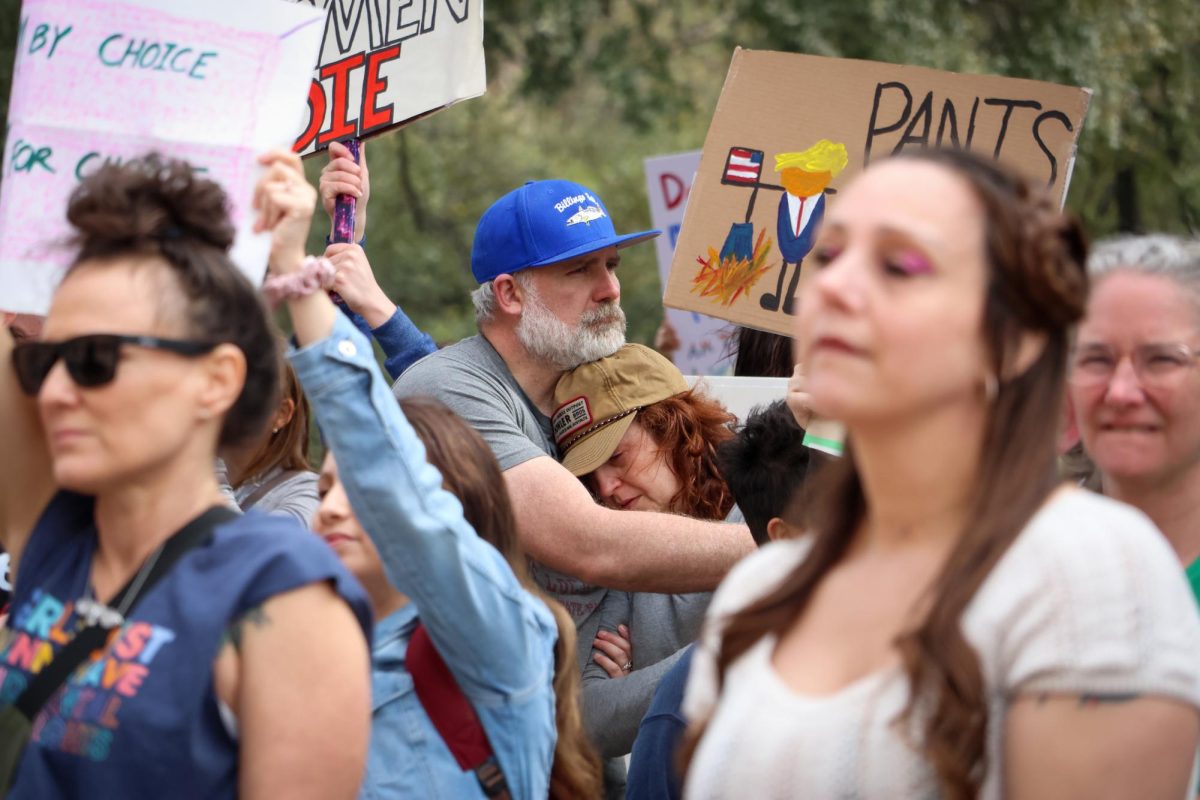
12, 334, 217, 396
1068, 342, 1200, 390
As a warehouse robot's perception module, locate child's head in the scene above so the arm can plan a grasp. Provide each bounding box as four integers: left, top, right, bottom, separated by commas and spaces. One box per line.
716, 400, 811, 545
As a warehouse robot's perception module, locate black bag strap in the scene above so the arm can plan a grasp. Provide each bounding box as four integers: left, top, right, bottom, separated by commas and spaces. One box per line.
240, 469, 305, 511
12, 505, 238, 721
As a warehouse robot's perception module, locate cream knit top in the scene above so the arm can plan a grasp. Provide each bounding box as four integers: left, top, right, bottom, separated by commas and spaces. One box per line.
683, 490, 1200, 799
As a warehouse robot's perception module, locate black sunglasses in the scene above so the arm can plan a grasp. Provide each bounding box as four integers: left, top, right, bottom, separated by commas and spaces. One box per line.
12, 334, 218, 396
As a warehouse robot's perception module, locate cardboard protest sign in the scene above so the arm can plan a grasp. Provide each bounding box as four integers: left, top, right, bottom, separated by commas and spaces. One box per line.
665, 49, 1092, 337
288, 0, 486, 155
0, 0, 325, 315
644, 151, 734, 376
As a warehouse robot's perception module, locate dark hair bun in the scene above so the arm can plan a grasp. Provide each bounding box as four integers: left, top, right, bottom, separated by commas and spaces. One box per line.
67, 153, 234, 258
62, 153, 278, 448
1014, 186, 1088, 329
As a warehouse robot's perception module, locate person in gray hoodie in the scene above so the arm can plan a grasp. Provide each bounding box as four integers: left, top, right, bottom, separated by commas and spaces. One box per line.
551, 344, 739, 771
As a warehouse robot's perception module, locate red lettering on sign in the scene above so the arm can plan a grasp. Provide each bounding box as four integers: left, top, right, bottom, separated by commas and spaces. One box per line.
317, 52, 366, 147
660, 173, 687, 210
361, 45, 400, 135
293, 80, 328, 153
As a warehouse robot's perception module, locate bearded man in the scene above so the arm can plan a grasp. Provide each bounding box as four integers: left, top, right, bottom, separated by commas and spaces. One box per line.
392, 180, 754, 621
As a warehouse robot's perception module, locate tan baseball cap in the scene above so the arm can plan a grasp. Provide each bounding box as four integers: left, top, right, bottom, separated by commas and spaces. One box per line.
552, 343, 689, 476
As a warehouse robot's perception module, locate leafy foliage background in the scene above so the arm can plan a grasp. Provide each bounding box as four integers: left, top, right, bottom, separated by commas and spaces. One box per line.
0, 0, 1195, 345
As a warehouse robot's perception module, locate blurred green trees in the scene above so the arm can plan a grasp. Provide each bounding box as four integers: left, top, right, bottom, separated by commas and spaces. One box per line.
1, 0, 1196, 344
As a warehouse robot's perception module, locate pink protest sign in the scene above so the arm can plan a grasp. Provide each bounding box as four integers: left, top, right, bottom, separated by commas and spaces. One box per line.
0, 0, 325, 314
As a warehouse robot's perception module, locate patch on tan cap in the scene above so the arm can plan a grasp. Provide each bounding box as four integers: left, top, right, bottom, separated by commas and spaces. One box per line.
552, 395, 593, 446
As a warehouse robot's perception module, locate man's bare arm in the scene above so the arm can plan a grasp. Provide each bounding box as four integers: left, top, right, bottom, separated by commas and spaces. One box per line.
505, 455, 755, 593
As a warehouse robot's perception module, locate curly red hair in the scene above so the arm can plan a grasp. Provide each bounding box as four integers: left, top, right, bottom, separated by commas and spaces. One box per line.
634, 389, 737, 521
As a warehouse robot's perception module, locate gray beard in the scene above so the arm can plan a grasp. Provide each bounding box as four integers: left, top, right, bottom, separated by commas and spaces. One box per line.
516, 287, 626, 371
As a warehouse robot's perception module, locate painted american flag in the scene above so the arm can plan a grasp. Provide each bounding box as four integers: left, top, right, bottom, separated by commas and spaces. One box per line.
722, 147, 764, 185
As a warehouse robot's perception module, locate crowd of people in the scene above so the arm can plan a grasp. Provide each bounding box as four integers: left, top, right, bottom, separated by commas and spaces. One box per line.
1, 129, 1199, 800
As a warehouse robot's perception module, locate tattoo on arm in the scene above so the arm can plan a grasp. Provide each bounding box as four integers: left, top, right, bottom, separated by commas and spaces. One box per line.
1032, 692, 1142, 708
1078, 692, 1140, 707
220, 606, 270, 653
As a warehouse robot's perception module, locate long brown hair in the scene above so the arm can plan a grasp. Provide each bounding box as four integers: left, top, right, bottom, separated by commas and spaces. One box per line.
399, 397, 603, 799
682, 149, 1088, 798
634, 389, 737, 520
236, 356, 312, 486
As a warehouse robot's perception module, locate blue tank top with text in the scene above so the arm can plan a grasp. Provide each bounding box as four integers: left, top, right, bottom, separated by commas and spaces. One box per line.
0, 491, 372, 799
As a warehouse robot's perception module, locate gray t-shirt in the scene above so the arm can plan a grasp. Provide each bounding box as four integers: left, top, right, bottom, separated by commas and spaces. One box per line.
393, 335, 608, 624
233, 465, 320, 528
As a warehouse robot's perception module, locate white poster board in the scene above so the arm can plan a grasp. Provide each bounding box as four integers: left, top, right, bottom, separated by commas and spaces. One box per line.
0, 0, 326, 315
644, 151, 734, 375
686, 375, 786, 423
689, 374, 842, 455
288, 0, 486, 154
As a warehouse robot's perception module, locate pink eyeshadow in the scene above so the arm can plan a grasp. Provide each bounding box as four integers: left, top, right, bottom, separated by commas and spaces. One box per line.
896, 251, 932, 275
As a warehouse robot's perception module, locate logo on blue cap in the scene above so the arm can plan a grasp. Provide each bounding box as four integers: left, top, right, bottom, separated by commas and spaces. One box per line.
471, 179, 659, 284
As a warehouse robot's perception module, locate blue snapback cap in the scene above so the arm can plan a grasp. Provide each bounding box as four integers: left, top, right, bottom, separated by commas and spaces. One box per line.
470, 179, 660, 284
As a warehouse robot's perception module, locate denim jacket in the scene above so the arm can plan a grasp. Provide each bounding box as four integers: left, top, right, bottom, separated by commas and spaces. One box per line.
290, 314, 559, 800
333, 295, 437, 381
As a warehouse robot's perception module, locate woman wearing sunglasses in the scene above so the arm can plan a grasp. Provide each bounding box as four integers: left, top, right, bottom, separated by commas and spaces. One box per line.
1, 156, 372, 799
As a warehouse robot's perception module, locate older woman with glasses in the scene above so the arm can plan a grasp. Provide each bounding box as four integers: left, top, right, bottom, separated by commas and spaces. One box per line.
1067, 234, 1200, 602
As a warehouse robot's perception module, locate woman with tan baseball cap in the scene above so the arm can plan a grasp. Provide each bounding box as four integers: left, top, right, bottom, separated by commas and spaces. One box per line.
551, 343, 738, 762
552, 343, 736, 519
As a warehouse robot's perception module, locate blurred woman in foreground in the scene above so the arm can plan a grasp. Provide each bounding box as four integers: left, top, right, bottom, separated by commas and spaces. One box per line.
681, 150, 1200, 799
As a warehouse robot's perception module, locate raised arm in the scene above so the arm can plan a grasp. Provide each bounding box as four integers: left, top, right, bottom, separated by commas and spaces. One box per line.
257, 149, 551, 695
324, 243, 436, 379
505, 456, 755, 593
0, 326, 54, 574
320, 140, 435, 378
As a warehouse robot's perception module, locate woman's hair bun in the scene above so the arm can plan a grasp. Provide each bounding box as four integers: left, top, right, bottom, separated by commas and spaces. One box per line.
1014, 190, 1089, 329
60, 152, 279, 449
66, 152, 234, 261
